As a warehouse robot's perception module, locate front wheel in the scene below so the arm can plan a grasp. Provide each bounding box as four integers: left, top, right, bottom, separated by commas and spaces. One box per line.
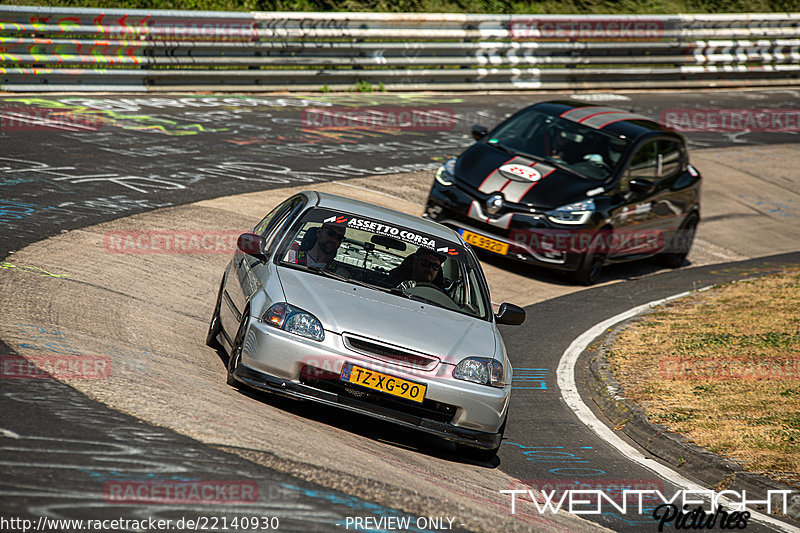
572, 249, 606, 286
226, 312, 250, 387
205, 275, 225, 349
456, 418, 506, 463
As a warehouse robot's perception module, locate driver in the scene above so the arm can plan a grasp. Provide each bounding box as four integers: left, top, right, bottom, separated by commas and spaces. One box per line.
387, 249, 445, 288
288, 222, 348, 274
547, 125, 573, 163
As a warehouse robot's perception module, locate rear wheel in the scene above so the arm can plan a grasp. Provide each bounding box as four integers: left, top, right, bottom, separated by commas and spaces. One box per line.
658, 213, 698, 269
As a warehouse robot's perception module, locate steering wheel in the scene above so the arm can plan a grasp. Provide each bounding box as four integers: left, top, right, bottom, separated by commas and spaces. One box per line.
396, 280, 446, 293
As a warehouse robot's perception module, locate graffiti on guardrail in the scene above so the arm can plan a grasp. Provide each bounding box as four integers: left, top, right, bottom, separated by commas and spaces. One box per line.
661, 108, 800, 132
2, 9, 798, 91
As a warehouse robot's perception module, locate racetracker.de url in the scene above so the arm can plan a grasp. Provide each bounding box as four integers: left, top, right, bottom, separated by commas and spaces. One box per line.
0, 515, 280, 533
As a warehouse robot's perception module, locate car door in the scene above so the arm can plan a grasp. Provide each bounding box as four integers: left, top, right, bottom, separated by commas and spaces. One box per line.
608, 139, 661, 258
248, 196, 307, 297
219, 196, 302, 341
652, 138, 694, 243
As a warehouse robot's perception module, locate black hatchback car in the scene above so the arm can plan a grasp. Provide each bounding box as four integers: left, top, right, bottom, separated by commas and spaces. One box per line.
424, 101, 701, 284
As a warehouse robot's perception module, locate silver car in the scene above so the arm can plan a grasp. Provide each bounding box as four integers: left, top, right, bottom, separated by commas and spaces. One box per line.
207, 191, 525, 460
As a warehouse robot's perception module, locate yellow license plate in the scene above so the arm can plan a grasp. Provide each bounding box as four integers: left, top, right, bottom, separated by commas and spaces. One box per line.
340, 363, 426, 403
460, 230, 509, 255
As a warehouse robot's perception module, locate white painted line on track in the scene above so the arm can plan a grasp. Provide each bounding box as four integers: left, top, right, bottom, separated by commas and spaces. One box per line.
557, 288, 800, 533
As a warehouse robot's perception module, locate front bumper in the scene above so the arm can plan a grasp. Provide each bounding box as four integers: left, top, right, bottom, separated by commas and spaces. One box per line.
234, 319, 509, 450
425, 182, 587, 272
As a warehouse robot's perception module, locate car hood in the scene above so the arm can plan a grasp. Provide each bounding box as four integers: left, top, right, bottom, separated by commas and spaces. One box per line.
455, 142, 602, 210
277, 267, 499, 365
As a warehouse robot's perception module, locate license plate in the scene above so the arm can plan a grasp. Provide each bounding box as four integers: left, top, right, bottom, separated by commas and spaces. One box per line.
340, 363, 426, 403
460, 230, 509, 255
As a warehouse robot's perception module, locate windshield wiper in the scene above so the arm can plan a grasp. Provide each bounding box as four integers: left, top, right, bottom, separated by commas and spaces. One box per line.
491, 142, 577, 175
387, 285, 447, 309
539, 156, 573, 174
306, 266, 391, 292
306, 265, 345, 280
405, 293, 442, 306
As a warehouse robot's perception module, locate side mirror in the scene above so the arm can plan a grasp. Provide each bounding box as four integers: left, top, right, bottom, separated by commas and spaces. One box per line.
629, 177, 655, 195
495, 302, 526, 326
471, 124, 488, 141
237, 233, 267, 261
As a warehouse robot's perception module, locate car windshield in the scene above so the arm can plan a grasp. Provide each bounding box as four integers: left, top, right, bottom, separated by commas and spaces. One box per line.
485, 108, 631, 181
278, 208, 491, 320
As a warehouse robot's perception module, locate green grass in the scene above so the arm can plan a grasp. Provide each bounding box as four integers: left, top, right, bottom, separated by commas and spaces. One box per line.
5, 0, 799, 14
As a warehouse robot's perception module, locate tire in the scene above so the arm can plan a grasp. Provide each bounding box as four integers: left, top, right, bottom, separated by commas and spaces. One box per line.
226, 311, 250, 388
658, 213, 698, 269
456, 418, 506, 463
572, 248, 606, 286
205, 275, 225, 349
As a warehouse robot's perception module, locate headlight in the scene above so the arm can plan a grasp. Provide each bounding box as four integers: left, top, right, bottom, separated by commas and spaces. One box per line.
453, 357, 504, 387
546, 199, 595, 225
434, 158, 457, 186
263, 303, 324, 342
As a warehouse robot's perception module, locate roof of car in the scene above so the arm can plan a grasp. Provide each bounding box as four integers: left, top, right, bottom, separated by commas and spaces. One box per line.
305, 191, 462, 242
533, 100, 667, 139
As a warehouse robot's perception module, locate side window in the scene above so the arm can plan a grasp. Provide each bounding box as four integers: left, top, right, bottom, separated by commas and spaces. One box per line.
252, 200, 289, 237
253, 196, 303, 237
621, 141, 657, 190
629, 141, 657, 179
657, 140, 682, 179
262, 197, 304, 252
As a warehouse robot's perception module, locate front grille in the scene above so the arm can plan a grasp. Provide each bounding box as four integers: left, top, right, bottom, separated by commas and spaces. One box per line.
299, 364, 457, 423
343, 335, 439, 370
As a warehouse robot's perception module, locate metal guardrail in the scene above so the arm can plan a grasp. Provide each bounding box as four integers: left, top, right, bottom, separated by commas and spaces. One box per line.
1, 6, 799, 91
